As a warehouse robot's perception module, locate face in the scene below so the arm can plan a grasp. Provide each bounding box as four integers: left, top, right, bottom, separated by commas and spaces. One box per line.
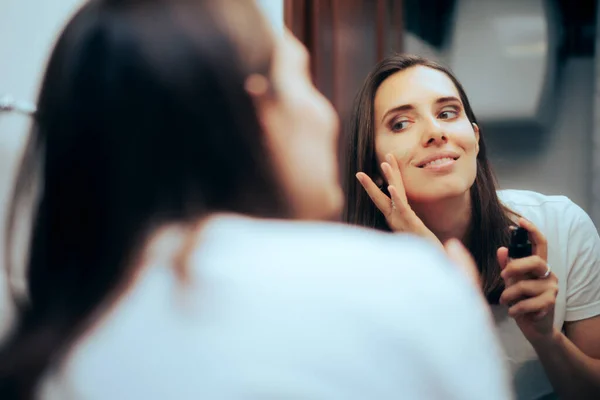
258, 31, 342, 220
373, 66, 480, 204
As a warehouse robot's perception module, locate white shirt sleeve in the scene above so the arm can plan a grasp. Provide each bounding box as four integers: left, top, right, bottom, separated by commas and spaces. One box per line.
564, 201, 600, 321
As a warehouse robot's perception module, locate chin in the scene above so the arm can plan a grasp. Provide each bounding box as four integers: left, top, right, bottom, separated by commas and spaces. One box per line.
407, 184, 471, 204
297, 186, 344, 222
319, 186, 344, 221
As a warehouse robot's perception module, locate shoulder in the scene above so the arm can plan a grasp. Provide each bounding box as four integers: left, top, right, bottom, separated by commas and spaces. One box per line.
498, 189, 574, 210
498, 189, 590, 230
195, 216, 491, 345
498, 191, 600, 305
198, 216, 469, 295
196, 217, 508, 396
40, 216, 498, 399
497, 188, 598, 257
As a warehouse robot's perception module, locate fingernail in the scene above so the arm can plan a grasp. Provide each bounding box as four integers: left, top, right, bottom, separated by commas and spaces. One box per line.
355, 173, 363, 184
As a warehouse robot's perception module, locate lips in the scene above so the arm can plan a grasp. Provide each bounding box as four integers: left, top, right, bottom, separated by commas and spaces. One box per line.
421, 157, 455, 168
416, 152, 460, 168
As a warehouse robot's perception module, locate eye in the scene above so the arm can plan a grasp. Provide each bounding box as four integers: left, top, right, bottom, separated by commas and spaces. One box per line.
390, 119, 410, 132
438, 107, 459, 120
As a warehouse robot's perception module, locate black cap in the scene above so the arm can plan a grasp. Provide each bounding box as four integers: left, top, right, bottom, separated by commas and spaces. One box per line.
508, 227, 532, 259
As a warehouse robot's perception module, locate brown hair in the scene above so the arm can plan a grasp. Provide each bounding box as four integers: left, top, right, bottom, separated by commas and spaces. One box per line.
342, 54, 516, 304
1, 0, 280, 398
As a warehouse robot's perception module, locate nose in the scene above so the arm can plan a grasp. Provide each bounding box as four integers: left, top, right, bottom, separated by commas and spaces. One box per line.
421, 117, 447, 147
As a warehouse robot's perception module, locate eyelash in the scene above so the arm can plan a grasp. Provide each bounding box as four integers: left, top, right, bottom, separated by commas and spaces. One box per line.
389, 106, 461, 132
438, 107, 459, 120
390, 120, 410, 132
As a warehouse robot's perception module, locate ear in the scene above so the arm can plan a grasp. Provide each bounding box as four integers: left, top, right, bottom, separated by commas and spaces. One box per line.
245, 74, 270, 98
472, 123, 480, 154
246, 73, 276, 137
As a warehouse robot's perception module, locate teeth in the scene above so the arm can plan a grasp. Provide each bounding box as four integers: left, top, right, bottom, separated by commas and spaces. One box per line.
424, 157, 453, 167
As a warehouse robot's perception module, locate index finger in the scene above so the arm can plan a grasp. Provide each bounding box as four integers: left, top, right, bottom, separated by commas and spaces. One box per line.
383, 154, 408, 204
518, 218, 548, 260
501, 255, 550, 282
356, 172, 392, 216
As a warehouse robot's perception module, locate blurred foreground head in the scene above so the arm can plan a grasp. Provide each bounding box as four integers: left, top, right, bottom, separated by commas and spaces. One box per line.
3, 0, 340, 397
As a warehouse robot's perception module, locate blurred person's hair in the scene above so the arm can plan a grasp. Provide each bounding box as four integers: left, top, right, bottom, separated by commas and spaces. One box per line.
1, 0, 283, 397
342, 54, 516, 304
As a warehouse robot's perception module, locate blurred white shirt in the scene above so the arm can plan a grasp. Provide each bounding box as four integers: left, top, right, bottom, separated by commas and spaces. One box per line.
40, 215, 513, 399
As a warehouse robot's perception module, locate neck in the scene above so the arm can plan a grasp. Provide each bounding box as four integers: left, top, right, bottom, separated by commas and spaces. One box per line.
410, 192, 472, 245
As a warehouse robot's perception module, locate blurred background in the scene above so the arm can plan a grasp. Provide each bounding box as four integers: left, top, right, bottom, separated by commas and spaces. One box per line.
282, 0, 599, 228
1, 1, 598, 260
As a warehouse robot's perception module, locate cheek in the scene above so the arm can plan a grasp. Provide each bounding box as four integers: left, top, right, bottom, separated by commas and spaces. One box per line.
293, 90, 338, 143
315, 96, 339, 143
455, 133, 480, 177
461, 136, 479, 153
375, 136, 414, 169
285, 91, 340, 187
449, 124, 479, 153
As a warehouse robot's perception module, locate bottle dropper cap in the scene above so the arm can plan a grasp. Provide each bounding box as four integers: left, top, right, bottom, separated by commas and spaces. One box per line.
508, 227, 532, 259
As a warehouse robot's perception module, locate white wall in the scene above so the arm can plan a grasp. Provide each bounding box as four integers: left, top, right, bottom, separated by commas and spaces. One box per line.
448, 0, 557, 126
487, 58, 594, 212
592, 2, 600, 226
256, 0, 284, 35
0, 0, 84, 339
0, 0, 84, 206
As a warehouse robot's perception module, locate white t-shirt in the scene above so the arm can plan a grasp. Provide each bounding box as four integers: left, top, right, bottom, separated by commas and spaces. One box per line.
40, 216, 512, 400
496, 190, 600, 400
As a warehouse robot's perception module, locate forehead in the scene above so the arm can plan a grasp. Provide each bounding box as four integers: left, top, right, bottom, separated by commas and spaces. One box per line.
374, 66, 460, 113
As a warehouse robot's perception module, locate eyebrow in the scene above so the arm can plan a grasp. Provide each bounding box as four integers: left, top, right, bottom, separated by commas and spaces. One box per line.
380, 96, 461, 123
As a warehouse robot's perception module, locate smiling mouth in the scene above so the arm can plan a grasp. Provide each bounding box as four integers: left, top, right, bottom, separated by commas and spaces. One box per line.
419, 157, 459, 168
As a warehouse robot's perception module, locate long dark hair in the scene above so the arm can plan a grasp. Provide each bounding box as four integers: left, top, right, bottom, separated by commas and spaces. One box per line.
1, 0, 285, 397
342, 54, 515, 304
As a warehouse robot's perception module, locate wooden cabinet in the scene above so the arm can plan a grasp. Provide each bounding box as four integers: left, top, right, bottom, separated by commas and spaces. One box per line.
284, 0, 404, 120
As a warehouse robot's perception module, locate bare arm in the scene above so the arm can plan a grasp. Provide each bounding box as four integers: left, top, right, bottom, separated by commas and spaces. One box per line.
531, 316, 600, 399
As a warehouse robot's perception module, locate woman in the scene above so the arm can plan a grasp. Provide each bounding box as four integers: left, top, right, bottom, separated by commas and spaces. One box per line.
343, 53, 600, 399
0, 1, 512, 399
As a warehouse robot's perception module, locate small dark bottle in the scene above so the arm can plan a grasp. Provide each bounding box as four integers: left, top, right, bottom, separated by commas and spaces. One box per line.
509, 227, 532, 259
